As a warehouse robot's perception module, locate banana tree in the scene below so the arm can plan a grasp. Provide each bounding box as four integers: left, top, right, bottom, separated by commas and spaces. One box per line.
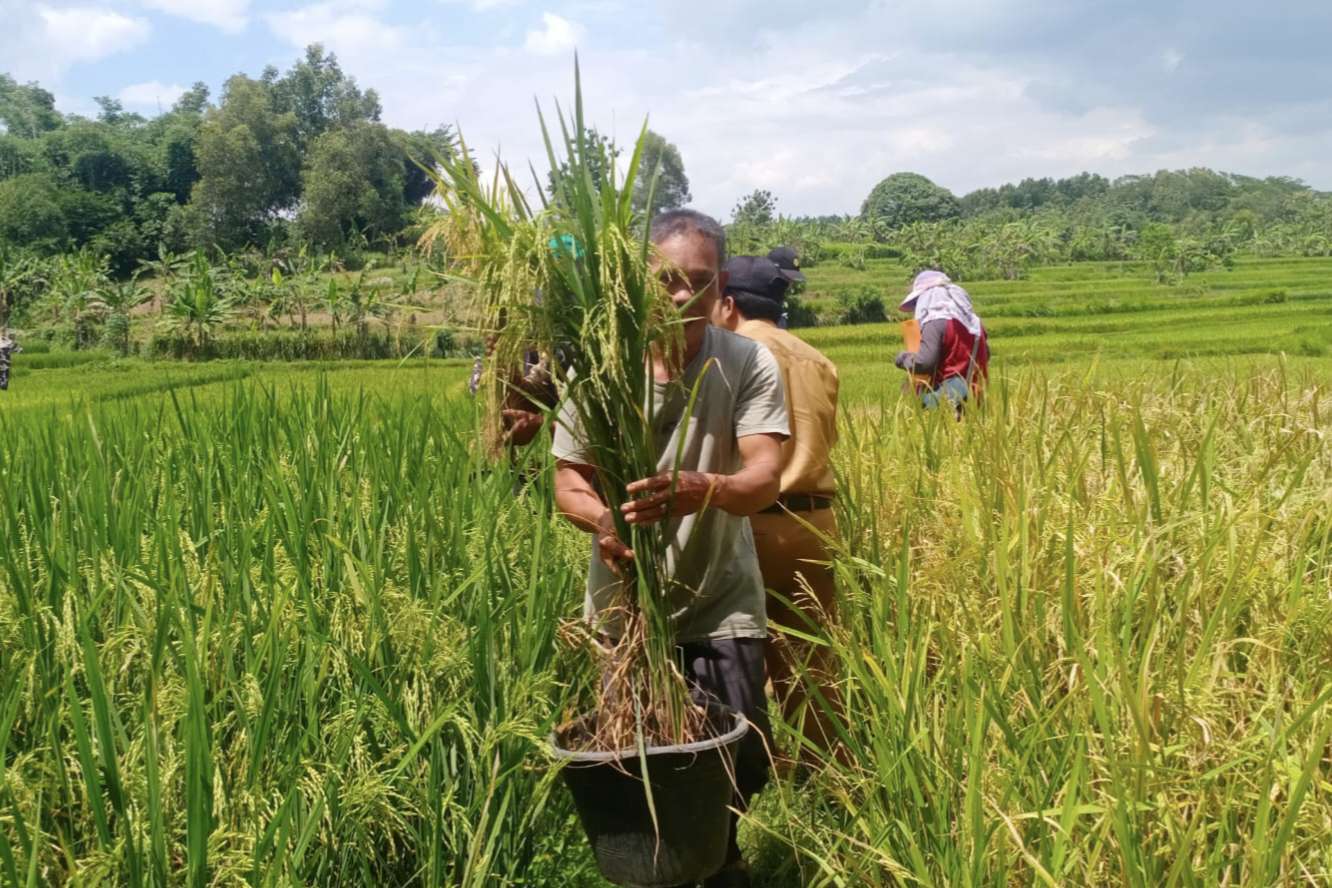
0, 248, 46, 328
136, 245, 188, 315
99, 277, 150, 355
162, 252, 234, 351
50, 250, 112, 348
345, 271, 393, 340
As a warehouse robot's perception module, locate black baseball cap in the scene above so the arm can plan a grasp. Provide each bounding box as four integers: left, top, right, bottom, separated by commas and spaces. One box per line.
724, 256, 789, 303
767, 245, 806, 283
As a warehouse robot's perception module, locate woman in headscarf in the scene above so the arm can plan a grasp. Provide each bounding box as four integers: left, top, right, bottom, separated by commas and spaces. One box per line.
894, 270, 989, 409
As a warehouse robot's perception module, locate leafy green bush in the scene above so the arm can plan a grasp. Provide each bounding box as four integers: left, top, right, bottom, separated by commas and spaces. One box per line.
100, 312, 133, 355
839, 246, 867, 271
821, 239, 901, 262
783, 294, 819, 328
142, 325, 475, 362
434, 327, 456, 357
838, 290, 887, 325
148, 330, 399, 361
865, 243, 901, 260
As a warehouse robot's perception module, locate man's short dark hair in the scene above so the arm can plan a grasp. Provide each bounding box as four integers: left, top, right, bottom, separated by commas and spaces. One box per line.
729, 291, 784, 323
649, 209, 727, 262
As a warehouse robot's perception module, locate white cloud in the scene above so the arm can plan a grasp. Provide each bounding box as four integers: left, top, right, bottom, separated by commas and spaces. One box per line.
1012, 109, 1153, 163
524, 12, 583, 55
5, 0, 1332, 215
37, 5, 151, 64
251, 0, 1332, 218
439, 0, 521, 9
265, 0, 408, 62
0, 4, 150, 84
118, 80, 187, 110
140, 0, 250, 33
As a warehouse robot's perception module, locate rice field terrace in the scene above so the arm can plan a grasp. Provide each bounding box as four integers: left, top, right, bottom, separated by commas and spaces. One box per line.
2, 257, 1332, 885
799, 255, 1332, 398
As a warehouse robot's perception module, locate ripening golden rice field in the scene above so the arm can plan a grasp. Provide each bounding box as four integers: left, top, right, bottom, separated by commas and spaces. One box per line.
2, 311, 1332, 884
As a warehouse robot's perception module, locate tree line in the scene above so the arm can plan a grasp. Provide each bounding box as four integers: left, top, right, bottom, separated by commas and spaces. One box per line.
722, 168, 1332, 243
726, 168, 1332, 286
4, 43, 1331, 293
0, 52, 701, 281
0, 45, 453, 275
863, 168, 1329, 230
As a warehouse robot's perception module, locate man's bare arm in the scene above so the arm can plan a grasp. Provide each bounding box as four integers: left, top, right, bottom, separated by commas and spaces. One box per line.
620, 432, 785, 525
555, 459, 634, 569
712, 431, 784, 515
555, 460, 608, 532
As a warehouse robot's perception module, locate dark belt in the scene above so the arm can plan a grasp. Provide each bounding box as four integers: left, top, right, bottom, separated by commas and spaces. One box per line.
759, 493, 834, 514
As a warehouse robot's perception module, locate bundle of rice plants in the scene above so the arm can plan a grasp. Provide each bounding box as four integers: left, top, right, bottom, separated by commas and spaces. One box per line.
425, 63, 704, 750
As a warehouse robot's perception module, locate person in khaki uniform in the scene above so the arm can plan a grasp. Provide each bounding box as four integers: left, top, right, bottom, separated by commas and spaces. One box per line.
712, 254, 842, 759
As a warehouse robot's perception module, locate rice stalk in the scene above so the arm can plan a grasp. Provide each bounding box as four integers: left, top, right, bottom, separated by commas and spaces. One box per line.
424, 62, 703, 749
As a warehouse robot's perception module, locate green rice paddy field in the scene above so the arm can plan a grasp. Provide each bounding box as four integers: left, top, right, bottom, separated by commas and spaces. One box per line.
2, 256, 1331, 885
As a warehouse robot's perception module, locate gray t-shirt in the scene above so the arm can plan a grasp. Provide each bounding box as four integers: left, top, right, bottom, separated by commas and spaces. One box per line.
551, 325, 789, 642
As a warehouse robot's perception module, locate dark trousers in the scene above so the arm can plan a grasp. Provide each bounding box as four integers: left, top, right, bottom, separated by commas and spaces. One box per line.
678, 637, 771, 863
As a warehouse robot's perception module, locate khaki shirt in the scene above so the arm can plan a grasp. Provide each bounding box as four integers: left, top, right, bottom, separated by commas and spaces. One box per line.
736, 319, 838, 497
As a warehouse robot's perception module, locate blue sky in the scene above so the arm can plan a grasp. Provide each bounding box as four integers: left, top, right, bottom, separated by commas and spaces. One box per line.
4, 0, 1331, 217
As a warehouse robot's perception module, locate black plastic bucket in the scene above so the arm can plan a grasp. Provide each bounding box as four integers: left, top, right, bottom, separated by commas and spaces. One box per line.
550, 705, 748, 887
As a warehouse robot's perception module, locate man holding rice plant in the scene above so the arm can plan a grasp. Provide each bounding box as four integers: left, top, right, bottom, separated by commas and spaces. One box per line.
712, 255, 843, 762
551, 209, 788, 887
